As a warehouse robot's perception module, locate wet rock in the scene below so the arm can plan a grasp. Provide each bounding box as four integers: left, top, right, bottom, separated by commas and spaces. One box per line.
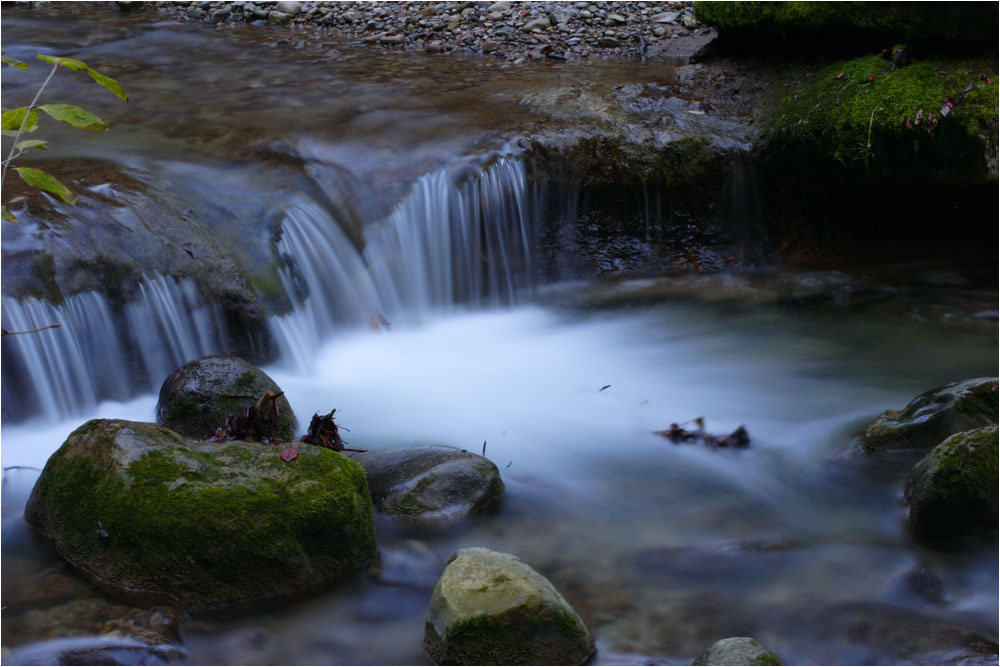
903, 426, 998, 545
268, 10, 293, 26
352, 446, 504, 522
522, 17, 551, 32
693, 637, 783, 666
24, 419, 376, 612
156, 355, 296, 441
598, 37, 620, 47
425, 547, 595, 665
651, 11, 679, 24
550, 8, 574, 25
859, 378, 998, 454
275, 0, 301, 14
7, 637, 185, 666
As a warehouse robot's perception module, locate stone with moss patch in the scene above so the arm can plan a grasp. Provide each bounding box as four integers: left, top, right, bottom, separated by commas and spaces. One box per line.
693, 637, 783, 666
156, 356, 296, 440
425, 547, 595, 665
352, 446, 504, 523
903, 425, 998, 545
24, 419, 376, 612
859, 378, 997, 454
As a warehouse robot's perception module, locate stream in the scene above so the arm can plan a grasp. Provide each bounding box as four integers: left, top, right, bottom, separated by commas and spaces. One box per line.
2, 5, 997, 666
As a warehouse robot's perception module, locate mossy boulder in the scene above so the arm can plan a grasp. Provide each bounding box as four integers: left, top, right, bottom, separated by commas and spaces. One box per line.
859, 378, 997, 454
692, 637, 783, 666
903, 425, 998, 545
694, 2, 998, 47
24, 419, 376, 612
352, 446, 504, 522
425, 547, 595, 665
759, 54, 998, 184
156, 356, 296, 440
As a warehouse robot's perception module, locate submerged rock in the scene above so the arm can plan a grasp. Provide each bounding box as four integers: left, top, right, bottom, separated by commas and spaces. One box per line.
25, 419, 376, 612
903, 425, 998, 545
6, 636, 185, 666
425, 547, 595, 665
858, 378, 997, 454
352, 446, 504, 521
156, 356, 296, 440
692, 637, 783, 666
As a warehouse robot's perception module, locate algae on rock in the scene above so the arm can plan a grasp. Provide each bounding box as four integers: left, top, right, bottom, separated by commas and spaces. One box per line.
24, 419, 376, 612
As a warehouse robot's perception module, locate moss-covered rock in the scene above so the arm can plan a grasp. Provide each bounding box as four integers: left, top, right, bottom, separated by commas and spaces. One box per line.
759, 54, 998, 184
903, 426, 998, 545
694, 2, 998, 47
859, 377, 997, 454
24, 419, 376, 612
425, 547, 595, 665
692, 637, 783, 666
156, 355, 296, 440
352, 446, 504, 522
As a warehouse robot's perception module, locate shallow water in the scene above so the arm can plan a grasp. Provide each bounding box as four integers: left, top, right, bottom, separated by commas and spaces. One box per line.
2, 5, 998, 666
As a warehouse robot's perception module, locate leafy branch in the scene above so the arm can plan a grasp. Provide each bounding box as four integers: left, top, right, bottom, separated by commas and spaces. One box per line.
1, 51, 127, 222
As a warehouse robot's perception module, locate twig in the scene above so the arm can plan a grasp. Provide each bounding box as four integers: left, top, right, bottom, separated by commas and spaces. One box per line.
1, 60, 60, 192
482, 440, 487, 456
1, 323, 62, 336
2, 465, 42, 472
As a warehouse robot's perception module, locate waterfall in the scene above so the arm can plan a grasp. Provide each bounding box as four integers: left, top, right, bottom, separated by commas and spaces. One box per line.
2, 275, 228, 421
270, 157, 543, 368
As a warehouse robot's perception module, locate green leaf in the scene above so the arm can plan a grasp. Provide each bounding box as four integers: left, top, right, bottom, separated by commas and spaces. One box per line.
38, 104, 108, 131
84, 67, 128, 103
1, 205, 16, 222
36, 55, 127, 102
2, 55, 29, 70
14, 139, 49, 151
15, 167, 77, 204
35, 54, 89, 71
1, 130, 18, 137
1, 107, 39, 132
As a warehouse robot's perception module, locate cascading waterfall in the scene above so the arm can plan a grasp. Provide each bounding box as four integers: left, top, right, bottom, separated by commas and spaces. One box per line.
270, 157, 544, 368
1, 275, 228, 421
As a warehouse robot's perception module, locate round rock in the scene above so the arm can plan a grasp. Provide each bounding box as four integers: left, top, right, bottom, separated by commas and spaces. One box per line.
156, 355, 296, 440
859, 377, 997, 454
25, 419, 375, 612
903, 425, 998, 545
693, 637, 783, 666
425, 547, 595, 665
352, 446, 504, 521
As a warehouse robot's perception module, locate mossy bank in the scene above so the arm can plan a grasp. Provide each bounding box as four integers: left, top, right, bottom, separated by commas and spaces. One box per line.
24, 419, 377, 612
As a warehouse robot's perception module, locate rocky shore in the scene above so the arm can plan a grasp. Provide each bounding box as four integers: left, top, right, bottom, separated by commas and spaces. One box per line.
149, 0, 708, 62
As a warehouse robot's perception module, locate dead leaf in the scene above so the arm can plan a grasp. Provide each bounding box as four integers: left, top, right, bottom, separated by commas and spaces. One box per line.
280, 448, 298, 462
834, 72, 844, 80
866, 73, 877, 83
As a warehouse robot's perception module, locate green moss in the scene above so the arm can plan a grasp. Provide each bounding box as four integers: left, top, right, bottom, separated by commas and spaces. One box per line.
954, 381, 999, 422
389, 493, 425, 516
443, 615, 534, 665
762, 54, 998, 182
25, 421, 375, 611
694, 2, 999, 45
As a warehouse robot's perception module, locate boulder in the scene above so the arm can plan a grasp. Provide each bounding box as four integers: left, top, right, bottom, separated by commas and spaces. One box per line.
425, 547, 595, 665
693, 637, 783, 665
24, 419, 376, 612
156, 356, 296, 440
903, 426, 998, 545
859, 378, 997, 454
352, 446, 503, 521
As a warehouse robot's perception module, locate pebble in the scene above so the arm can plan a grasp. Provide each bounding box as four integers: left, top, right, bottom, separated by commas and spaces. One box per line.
153, 0, 703, 62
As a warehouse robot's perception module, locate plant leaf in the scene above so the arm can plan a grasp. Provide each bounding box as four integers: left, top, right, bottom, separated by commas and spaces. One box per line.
14, 139, 49, 151
84, 67, 128, 103
2, 55, 29, 70
279, 448, 298, 462
35, 54, 89, 71
35, 55, 127, 102
38, 104, 108, 130
1, 205, 16, 222
1, 107, 40, 132
15, 167, 77, 204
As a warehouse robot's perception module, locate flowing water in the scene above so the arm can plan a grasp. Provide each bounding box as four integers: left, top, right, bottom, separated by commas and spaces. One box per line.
2, 6, 998, 666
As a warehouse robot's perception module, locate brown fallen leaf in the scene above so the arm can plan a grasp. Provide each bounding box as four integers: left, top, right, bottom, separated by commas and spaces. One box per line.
834, 72, 844, 80
280, 448, 298, 462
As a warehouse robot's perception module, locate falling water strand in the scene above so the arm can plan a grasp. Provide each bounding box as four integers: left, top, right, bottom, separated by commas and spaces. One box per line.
270, 157, 543, 369
2, 275, 228, 421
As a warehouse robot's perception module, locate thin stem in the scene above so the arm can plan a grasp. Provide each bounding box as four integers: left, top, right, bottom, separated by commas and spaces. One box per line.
1, 60, 59, 195
1, 323, 62, 336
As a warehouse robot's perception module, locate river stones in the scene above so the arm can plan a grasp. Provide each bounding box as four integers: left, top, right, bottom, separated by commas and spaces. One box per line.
351, 446, 504, 521
425, 547, 595, 665
859, 377, 997, 454
903, 426, 998, 545
24, 419, 376, 612
156, 356, 296, 440
692, 637, 783, 665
